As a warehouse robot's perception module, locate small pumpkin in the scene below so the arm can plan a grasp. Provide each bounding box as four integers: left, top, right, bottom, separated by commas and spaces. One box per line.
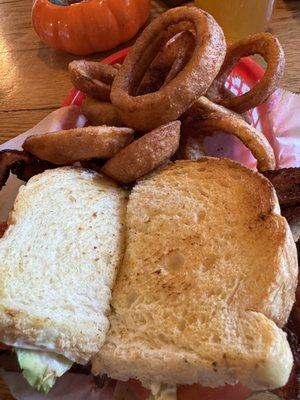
32, 0, 150, 55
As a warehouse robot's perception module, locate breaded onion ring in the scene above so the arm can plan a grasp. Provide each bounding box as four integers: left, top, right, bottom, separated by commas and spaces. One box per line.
102, 121, 181, 183
183, 96, 247, 122
207, 33, 285, 113
82, 96, 124, 127
111, 6, 226, 131
136, 31, 195, 95
23, 126, 134, 165
163, 32, 195, 87
181, 113, 275, 171
180, 98, 253, 161
69, 61, 119, 101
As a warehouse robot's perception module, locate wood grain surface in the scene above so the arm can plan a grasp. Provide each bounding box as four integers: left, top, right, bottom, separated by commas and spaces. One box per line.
0, 0, 299, 399
0, 0, 167, 143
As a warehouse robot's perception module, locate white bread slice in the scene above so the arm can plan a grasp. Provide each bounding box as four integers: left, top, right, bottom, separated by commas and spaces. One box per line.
0, 167, 127, 363
94, 158, 298, 390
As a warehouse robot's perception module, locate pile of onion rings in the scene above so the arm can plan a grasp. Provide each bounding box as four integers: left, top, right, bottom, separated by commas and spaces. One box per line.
62, 6, 285, 180
2, 6, 287, 186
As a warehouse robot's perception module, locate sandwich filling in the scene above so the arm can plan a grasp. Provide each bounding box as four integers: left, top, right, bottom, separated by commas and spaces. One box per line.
16, 349, 72, 393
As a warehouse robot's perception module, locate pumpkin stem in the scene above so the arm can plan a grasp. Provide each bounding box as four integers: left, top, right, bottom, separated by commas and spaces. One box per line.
48, 0, 82, 6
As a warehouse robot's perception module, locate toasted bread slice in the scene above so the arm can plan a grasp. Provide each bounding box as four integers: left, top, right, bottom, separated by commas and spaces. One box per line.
0, 167, 127, 363
94, 158, 298, 390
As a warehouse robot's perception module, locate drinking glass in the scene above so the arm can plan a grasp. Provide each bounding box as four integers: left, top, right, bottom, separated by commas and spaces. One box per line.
194, 0, 276, 42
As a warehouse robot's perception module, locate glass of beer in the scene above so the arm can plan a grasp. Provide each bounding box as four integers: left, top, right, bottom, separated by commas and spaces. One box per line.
194, 0, 276, 42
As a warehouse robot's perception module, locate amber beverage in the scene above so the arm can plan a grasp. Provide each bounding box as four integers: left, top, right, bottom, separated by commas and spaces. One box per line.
194, 0, 275, 42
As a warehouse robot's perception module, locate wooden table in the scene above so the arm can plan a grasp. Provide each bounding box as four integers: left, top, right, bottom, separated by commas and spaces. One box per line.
0, 0, 299, 398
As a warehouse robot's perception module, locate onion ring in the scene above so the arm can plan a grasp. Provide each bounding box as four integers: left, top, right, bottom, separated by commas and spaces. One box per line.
181, 97, 252, 158
206, 33, 285, 113
102, 121, 181, 184
163, 33, 195, 87
183, 96, 248, 122
136, 31, 195, 95
82, 96, 124, 127
110, 6, 226, 131
181, 113, 275, 171
23, 126, 134, 165
69, 60, 119, 101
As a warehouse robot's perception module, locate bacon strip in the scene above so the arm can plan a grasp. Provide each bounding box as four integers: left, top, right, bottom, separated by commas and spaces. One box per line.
0, 222, 7, 238
0, 150, 55, 189
263, 167, 300, 207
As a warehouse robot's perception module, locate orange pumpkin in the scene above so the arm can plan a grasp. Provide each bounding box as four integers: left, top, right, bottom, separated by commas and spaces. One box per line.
32, 0, 150, 55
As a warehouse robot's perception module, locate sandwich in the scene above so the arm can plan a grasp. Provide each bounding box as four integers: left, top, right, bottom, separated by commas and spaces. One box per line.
0, 167, 127, 393
0, 159, 298, 399
93, 158, 298, 398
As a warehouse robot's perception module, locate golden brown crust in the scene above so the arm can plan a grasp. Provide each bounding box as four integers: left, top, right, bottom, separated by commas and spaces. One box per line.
180, 97, 251, 160
181, 112, 276, 171
23, 126, 134, 165
136, 31, 195, 96
111, 6, 226, 131
207, 33, 285, 113
69, 61, 118, 101
102, 121, 181, 183
184, 96, 247, 121
81, 97, 124, 127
